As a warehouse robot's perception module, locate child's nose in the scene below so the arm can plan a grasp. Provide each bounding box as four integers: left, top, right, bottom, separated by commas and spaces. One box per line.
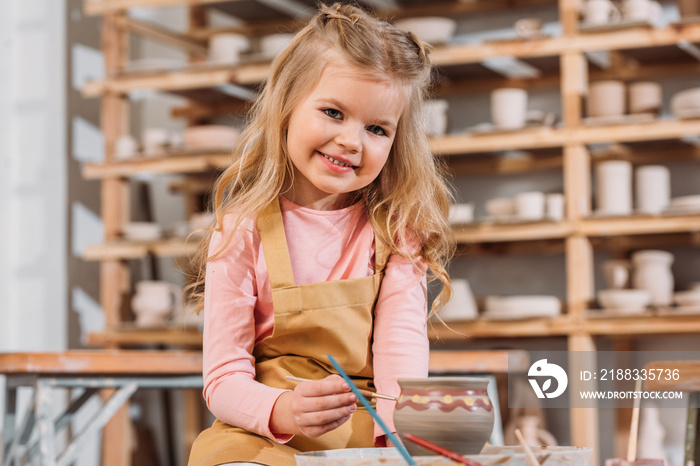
335, 125, 362, 153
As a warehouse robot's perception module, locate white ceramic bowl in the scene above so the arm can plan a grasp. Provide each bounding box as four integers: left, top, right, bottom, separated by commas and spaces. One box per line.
483, 295, 561, 320
123, 222, 162, 241
448, 203, 474, 224
674, 290, 700, 307
671, 87, 700, 113
485, 197, 516, 219
393, 17, 457, 45
597, 289, 651, 313
183, 125, 239, 151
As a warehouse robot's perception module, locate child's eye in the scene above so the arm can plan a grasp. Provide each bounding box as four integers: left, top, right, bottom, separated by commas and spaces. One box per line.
367, 125, 387, 136
324, 108, 342, 119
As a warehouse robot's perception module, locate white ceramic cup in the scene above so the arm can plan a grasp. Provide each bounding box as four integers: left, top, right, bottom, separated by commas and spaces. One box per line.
208, 33, 249, 65
449, 203, 475, 224
546, 193, 566, 221
635, 165, 670, 214
516, 191, 546, 220
602, 259, 631, 289
437, 279, 478, 321
423, 99, 449, 136
131, 280, 183, 327
491, 88, 528, 130
596, 160, 633, 215
622, 0, 662, 23
628, 81, 662, 114
142, 128, 169, 156
584, 0, 621, 24
514, 18, 543, 38
587, 80, 626, 117
115, 134, 138, 159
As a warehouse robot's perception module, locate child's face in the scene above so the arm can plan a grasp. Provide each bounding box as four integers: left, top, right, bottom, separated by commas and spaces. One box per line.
285, 63, 404, 210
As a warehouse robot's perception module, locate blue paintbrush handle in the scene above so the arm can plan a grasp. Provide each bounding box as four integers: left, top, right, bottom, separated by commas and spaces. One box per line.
327, 354, 417, 466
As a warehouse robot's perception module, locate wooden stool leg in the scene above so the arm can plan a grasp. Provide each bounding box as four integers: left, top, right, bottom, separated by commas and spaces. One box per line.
182, 389, 204, 465
1, 379, 17, 462
101, 390, 132, 466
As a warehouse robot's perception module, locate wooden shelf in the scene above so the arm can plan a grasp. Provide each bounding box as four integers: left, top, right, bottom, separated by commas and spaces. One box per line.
584, 312, 700, 335
83, 150, 231, 179
82, 62, 268, 98
579, 214, 700, 237
82, 238, 199, 260
87, 326, 203, 347
429, 316, 575, 340
452, 221, 572, 243
82, 216, 700, 261
83, 22, 700, 98
428, 312, 700, 342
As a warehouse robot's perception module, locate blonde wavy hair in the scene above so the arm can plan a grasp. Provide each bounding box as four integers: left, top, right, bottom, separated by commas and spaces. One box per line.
186, 3, 455, 316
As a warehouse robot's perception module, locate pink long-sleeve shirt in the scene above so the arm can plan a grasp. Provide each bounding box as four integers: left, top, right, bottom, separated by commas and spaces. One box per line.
202, 196, 429, 444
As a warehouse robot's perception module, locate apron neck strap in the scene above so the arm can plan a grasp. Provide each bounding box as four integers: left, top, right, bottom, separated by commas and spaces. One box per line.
257, 199, 296, 289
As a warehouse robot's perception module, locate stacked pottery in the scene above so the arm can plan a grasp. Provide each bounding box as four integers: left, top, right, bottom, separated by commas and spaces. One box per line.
393, 377, 494, 456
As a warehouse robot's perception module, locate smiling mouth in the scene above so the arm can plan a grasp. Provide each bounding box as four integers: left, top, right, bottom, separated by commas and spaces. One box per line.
319, 151, 358, 169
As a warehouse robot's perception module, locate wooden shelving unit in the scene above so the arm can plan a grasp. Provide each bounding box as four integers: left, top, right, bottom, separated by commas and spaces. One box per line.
81, 0, 700, 464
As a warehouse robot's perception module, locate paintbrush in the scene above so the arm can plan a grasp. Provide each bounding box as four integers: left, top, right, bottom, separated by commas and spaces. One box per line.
326, 354, 417, 466
285, 376, 397, 401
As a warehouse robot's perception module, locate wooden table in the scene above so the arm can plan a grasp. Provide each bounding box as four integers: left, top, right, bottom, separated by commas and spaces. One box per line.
0, 350, 203, 466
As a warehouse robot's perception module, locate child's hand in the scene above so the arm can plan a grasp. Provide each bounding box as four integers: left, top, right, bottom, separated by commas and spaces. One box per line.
271, 374, 357, 438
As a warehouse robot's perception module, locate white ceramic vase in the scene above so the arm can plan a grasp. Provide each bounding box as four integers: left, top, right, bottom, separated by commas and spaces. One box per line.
596, 160, 633, 215
632, 250, 674, 306
635, 165, 670, 214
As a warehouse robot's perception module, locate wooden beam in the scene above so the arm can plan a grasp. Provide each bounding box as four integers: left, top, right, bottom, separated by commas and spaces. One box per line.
117, 16, 208, 56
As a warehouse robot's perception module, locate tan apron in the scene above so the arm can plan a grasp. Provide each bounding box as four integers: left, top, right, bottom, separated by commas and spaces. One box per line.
188, 199, 389, 466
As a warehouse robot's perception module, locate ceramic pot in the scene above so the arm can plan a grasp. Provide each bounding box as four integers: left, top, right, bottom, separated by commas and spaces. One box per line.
632, 250, 674, 306
436, 279, 478, 321
622, 0, 662, 24
131, 280, 182, 327
546, 193, 565, 221
587, 81, 626, 118
635, 165, 670, 214
491, 88, 528, 130
602, 259, 631, 289
583, 0, 621, 25
208, 33, 249, 65
596, 160, 633, 215
515, 191, 545, 221
514, 18, 543, 38
629, 81, 662, 114
393, 377, 494, 456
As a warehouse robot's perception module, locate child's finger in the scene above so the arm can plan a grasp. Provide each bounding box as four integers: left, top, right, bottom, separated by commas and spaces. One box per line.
295, 391, 356, 412
297, 404, 356, 428
295, 376, 350, 397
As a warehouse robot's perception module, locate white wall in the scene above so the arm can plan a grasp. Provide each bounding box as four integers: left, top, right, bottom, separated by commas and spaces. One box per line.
0, 0, 67, 352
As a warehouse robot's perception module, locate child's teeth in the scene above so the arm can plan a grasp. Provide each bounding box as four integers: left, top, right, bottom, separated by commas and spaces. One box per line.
323, 153, 351, 167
